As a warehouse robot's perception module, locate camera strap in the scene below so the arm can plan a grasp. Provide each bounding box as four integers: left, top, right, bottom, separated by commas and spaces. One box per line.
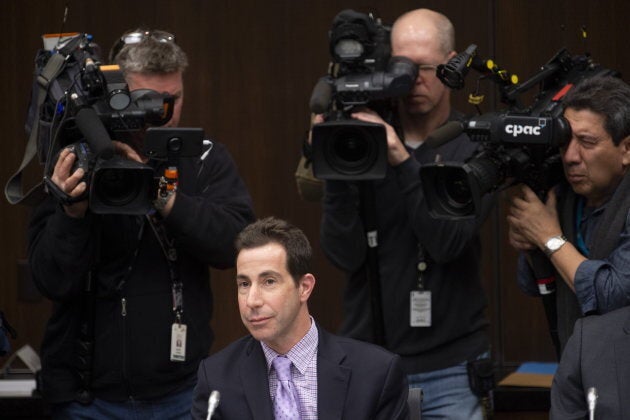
5, 52, 67, 206
146, 214, 187, 362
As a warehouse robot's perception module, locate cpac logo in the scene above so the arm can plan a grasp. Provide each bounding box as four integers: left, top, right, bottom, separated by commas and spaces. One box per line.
505, 120, 545, 137
504, 124, 543, 137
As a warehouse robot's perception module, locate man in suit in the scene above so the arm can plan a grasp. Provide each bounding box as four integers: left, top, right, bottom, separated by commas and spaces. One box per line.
191, 217, 409, 419
551, 305, 630, 419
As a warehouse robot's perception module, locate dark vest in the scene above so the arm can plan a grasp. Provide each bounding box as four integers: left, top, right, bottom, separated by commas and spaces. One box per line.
554, 171, 630, 351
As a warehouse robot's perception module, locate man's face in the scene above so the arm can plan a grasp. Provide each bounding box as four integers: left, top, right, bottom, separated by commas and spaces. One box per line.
125, 71, 184, 128
236, 243, 313, 353
561, 107, 630, 207
392, 29, 452, 116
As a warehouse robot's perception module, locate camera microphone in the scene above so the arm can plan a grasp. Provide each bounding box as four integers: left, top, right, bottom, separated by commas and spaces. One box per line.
425, 121, 464, 149
437, 44, 478, 90
587, 387, 597, 420
206, 390, 220, 420
74, 105, 114, 159
309, 77, 334, 114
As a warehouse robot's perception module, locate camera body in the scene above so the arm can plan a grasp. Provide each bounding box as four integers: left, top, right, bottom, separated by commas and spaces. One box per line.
64, 127, 205, 214
420, 49, 617, 219
26, 33, 203, 214
309, 10, 418, 180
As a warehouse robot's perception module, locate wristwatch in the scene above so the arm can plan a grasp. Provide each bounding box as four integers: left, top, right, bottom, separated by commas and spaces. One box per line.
543, 235, 567, 257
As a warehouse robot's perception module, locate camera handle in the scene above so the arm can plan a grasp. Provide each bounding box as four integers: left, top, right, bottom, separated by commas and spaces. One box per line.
359, 181, 386, 346
43, 175, 86, 206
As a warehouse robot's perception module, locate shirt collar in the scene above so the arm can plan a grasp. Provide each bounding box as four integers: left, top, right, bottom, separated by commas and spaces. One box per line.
261, 317, 318, 375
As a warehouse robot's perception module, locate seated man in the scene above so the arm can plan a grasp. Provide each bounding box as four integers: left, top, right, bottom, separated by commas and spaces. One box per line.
550, 305, 630, 419
191, 217, 409, 419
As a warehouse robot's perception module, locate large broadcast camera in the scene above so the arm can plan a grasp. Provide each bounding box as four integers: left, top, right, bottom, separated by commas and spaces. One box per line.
6, 32, 202, 214
420, 46, 617, 219
309, 9, 418, 180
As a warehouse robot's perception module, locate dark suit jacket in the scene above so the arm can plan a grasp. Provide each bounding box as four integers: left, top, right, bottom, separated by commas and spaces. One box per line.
191, 325, 409, 419
551, 306, 630, 419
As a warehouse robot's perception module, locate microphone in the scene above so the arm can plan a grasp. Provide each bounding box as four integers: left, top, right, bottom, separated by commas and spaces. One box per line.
309, 77, 334, 114
587, 387, 597, 420
73, 106, 114, 159
206, 390, 220, 420
425, 121, 465, 149
437, 44, 478, 90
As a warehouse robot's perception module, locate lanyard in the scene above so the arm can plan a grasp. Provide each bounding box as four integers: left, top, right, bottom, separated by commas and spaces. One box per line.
147, 214, 183, 323
416, 244, 428, 290
575, 197, 590, 257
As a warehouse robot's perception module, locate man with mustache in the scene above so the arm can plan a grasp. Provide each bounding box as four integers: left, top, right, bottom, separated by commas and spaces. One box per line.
508, 76, 630, 354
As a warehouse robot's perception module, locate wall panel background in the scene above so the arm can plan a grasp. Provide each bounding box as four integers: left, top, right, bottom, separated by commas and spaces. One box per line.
1, 0, 628, 371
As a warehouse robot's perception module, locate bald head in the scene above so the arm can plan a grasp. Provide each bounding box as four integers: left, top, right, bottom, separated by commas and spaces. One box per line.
391, 9, 455, 57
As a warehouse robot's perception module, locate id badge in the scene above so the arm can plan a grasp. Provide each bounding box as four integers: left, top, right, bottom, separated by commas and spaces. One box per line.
170, 323, 187, 362
410, 290, 431, 327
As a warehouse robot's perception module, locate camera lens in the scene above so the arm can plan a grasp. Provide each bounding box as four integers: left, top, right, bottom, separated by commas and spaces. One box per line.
325, 127, 377, 176
334, 133, 368, 162
93, 168, 145, 206
435, 167, 473, 211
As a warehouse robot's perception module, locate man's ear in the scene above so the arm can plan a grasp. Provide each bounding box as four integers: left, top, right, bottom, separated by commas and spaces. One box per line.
298, 274, 316, 303
621, 136, 630, 167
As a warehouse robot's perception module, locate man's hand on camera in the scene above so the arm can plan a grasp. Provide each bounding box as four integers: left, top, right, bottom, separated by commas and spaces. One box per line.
51, 148, 88, 218
351, 109, 410, 166
506, 185, 562, 251
112, 140, 145, 163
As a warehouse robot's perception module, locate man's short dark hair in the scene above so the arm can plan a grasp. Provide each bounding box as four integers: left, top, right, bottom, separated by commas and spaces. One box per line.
563, 76, 630, 145
111, 28, 188, 76
235, 217, 312, 283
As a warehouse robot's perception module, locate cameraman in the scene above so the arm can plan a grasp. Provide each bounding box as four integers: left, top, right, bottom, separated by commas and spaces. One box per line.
318, 9, 494, 420
27, 29, 255, 418
508, 76, 630, 353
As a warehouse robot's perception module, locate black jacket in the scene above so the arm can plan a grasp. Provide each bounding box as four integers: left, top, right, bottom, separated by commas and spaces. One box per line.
28, 141, 255, 403
321, 119, 492, 374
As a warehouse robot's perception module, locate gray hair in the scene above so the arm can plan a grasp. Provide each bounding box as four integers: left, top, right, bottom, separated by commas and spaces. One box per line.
112, 29, 188, 76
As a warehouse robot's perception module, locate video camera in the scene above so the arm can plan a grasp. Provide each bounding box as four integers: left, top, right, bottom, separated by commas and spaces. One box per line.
6, 32, 203, 214
420, 47, 617, 219
308, 10, 418, 180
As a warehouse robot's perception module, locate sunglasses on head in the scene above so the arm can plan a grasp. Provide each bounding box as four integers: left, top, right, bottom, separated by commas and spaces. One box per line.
109, 30, 176, 62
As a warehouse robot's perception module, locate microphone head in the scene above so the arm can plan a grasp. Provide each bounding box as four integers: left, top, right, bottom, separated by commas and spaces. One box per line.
587, 387, 598, 412
207, 389, 221, 419
209, 390, 220, 405
309, 77, 334, 114
437, 44, 477, 90
425, 121, 465, 149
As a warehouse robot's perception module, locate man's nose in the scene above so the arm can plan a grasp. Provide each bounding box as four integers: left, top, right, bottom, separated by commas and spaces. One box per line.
246, 285, 263, 308
562, 138, 581, 164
